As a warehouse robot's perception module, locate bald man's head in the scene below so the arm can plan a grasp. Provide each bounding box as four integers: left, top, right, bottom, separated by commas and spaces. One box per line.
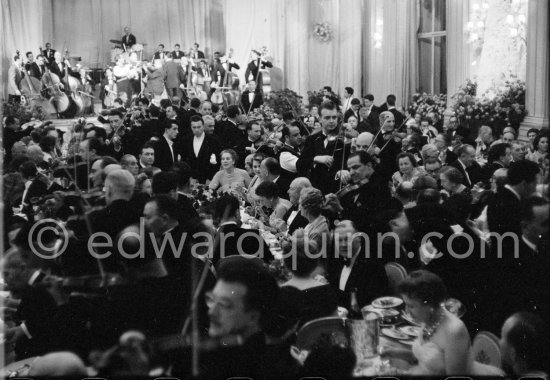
28, 352, 87, 377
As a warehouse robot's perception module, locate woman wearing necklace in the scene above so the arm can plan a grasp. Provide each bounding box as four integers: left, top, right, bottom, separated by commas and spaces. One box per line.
381, 270, 503, 376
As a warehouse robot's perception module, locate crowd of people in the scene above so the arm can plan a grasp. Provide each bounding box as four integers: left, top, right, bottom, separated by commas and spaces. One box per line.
1, 78, 549, 377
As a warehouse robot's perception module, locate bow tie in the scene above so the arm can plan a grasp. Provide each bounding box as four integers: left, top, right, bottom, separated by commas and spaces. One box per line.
341, 258, 352, 267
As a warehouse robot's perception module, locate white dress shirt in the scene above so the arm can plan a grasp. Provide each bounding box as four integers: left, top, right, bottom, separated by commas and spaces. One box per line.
193, 133, 205, 157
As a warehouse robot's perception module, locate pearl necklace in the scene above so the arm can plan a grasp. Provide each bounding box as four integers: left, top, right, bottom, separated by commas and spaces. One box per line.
422, 307, 446, 340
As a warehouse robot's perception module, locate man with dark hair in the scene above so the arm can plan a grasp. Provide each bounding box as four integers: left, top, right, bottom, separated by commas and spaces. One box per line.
500, 312, 550, 377
487, 159, 540, 236
343, 98, 360, 122
211, 195, 271, 264
362, 93, 380, 132
342, 86, 354, 113
152, 43, 166, 61
152, 170, 198, 226
173, 256, 296, 379
215, 104, 241, 150
8, 54, 23, 103
297, 101, 350, 194
235, 121, 263, 168
171, 43, 185, 60
153, 121, 179, 170
260, 157, 291, 199
121, 26, 136, 52
138, 142, 155, 170
326, 151, 393, 233
180, 115, 221, 183
481, 143, 512, 184
240, 80, 263, 113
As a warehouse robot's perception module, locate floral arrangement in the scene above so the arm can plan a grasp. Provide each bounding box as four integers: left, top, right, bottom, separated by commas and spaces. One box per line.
313, 21, 333, 42
408, 92, 447, 125
450, 76, 527, 130
249, 104, 277, 122
264, 89, 304, 118
191, 183, 219, 211
2, 101, 49, 124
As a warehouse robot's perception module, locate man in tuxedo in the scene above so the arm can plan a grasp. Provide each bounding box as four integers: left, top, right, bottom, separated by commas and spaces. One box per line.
343, 98, 360, 122
48, 51, 69, 80
24, 52, 39, 79
244, 50, 273, 88
487, 159, 539, 237
361, 94, 380, 132
180, 115, 221, 183
446, 115, 474, 145
296, 101, 350, 194
121, 26, 136, 52
152, 44, 167, 61
240, 80, 263, 114
235, 121, 263, 168
283, 177, 311, 235
30, 54, 47, 80
8, 55, 23, 103
278, 125, 302, 176
171, 43, 185, 60
42, 42, 56, 65
215, 105, 241, 150
191, 42, 205, 59
327, 220, 389, 309
212, 195, 272, 264
153, 121, 179, 171
260, 157, 292, 200
449, 144, 482, 188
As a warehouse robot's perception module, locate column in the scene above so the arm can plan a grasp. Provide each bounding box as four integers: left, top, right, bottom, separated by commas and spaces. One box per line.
446, 0, 471, 100
519, 0, 549, 138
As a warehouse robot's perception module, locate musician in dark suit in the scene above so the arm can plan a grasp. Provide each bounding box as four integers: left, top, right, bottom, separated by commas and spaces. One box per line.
240, 80, 263, 114
42, 42, 56, 65
244, 50, 273, 88
180, 116, 222, 183
28, 54, 47, 80
48, 51, 69, 80
327, 221, 389, 309
211, 195, 272, 265
329, 151, 394, 233
171, 44, 185, 60
152, 44, 167, 61
121, 26, 137, 51
296, 101, 350, 195
191, 42, 205, 59
361, 94, 380, 132
448, 144, 482, 188
153, 120, 179, 171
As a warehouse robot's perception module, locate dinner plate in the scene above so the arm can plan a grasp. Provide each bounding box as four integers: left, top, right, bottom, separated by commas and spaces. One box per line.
399, 325, 422, 337
372, 296, 403, 309
381, 327, 411, 341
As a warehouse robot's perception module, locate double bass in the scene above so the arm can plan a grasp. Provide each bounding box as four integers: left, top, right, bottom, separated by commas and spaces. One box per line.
41, 66, 70, 113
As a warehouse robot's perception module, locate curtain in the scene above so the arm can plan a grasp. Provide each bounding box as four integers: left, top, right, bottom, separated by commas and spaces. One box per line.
1, 0, 47, 99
